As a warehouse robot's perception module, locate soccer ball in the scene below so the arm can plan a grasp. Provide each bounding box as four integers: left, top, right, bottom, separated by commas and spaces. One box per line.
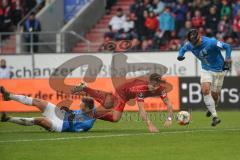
176, 111, 191, 125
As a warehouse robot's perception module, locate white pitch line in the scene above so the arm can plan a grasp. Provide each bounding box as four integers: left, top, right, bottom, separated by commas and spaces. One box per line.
0, 128, 240, 143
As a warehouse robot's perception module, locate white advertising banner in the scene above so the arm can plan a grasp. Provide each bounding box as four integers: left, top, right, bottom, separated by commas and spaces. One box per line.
1, 52, 197, 78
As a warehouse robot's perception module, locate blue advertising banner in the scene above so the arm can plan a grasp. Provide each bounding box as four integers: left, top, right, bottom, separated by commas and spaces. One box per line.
64, 0, 90, 22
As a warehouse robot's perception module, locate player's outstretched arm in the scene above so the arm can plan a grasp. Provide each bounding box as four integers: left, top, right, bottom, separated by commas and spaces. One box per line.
137, 101, 159, 133
217, 41, 232, 60
223, 43, 232, 70
162, 97, 173, 128
216, 41, 232, 70
177, 43, 190, 61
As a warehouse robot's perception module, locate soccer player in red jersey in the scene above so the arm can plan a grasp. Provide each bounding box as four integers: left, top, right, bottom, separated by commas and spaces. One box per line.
72, 73, 175, 133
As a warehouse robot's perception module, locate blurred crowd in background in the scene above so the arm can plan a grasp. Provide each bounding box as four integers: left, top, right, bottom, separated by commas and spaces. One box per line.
1, 0, 240, 52
104, 0, 240, 51
0, 0, 45, 34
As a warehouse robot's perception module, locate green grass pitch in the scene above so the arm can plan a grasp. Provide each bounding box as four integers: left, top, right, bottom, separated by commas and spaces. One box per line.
0, 111, 240, 160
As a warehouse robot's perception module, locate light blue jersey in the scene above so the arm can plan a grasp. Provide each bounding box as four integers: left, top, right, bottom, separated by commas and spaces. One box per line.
178, 36, 232, 72
62, 108, 96, 132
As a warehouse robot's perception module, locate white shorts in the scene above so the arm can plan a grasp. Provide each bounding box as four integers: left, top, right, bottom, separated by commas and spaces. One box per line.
42, 103, 65, 132
200, 69, 225, 92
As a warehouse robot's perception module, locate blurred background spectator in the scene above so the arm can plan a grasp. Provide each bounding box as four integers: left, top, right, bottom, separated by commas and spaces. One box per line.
0, 0, 45, 33
220, 0, 231, 20
0, 0, 12, 35
1, 0, 240, 53
23, 12, 41, 53
158, 7, 175, 42
11, 0, 24, 26
234, 56, 240, 76
106, 0, 117, 14
173, 0, 187, 33
145, 11, 158, 39
178, 20, 191, 42
102, 0, 240, 51
153, 0, 165, 15
108, 8, 126, 33
233, 10, 240, 40
0, 59, 13, 79
205, 5, 219, 37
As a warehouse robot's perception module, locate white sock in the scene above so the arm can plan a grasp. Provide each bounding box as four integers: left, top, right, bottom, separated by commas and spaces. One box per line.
8, 117, 35, 126
9, 94, 33, 105
203, 94, 217, 117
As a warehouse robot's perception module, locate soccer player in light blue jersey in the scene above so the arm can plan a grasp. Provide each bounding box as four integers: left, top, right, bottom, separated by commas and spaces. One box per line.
177, 29, 232, 126
0, 86, 96, 132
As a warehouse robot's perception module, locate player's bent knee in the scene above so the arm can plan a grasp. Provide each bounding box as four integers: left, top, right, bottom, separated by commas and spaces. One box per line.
202, 88, 210, 95
110, 113, 122, 122
34, 118, 45, 125
211, 92, 220, 101
111, 111, 122, 122
111, 117, 120, 122
201, 86, 210, 95
34, 118, 52, 131
32, 99, 48, 111
111, 119, 120, 122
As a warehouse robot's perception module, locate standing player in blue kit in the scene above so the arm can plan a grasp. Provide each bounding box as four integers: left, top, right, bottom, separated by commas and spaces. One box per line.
177, 29, 232, 126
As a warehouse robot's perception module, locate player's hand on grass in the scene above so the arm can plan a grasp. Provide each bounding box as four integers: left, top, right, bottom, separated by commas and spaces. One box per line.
148, 123, 159, 133
164, 119, 172, 128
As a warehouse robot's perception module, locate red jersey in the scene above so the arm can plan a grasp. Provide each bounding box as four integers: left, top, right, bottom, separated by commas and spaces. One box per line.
191, 16, 205, 28
145, 17, 159, 31
233, 16, 240, 32
115, 79, 167, 102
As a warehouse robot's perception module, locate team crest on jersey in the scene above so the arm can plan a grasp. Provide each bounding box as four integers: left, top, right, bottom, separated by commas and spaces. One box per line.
199, 49, 208, 58
138, 93, 144, 99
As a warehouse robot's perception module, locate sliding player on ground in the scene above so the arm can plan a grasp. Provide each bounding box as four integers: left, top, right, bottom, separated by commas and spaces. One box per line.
177, 29, 232, 126
72, 73, 175, 133
0, 87, 96, 132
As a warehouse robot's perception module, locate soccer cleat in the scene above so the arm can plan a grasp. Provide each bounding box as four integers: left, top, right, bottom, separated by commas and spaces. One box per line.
1, 112, 10, 122
71, 82, 87, 94
206, 110, 212, 117
0, 86, 10, 101
211, 117, 221, 127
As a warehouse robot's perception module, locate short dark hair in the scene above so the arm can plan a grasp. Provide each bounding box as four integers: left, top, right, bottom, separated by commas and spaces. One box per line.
117, 8, 123, 12
187, 29, 199, 44
149, 73, 162, 82
82, 97, 94, 110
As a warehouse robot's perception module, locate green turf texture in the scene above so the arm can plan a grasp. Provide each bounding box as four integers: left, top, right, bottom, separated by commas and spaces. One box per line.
0, 111, 240, 160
